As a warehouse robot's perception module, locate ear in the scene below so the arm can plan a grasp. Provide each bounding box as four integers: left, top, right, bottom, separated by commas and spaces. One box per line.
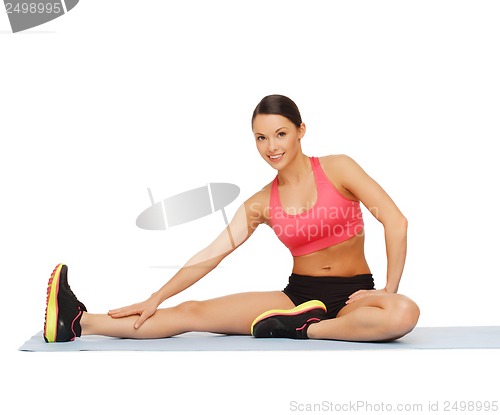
298, 123, 306, 140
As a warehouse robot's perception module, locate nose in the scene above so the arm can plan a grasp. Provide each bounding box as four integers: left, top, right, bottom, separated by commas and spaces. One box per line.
268, 137, 279, 152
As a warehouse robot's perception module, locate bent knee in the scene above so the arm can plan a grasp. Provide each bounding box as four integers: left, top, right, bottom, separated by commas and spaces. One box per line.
388, 295, 420, 336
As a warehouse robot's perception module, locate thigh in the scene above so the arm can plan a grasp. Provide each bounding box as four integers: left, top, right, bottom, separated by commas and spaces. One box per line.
336, 292, 413, 318
170, 291, 295, 335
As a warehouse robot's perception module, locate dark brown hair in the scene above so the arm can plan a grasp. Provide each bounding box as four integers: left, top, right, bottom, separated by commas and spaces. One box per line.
251, 95, 302, 128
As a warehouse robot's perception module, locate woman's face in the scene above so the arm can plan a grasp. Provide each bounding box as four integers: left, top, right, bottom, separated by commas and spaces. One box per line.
252, 114, 305, 170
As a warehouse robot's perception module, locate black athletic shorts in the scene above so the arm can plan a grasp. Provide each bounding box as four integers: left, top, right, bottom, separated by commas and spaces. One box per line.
282, 273, 375, 319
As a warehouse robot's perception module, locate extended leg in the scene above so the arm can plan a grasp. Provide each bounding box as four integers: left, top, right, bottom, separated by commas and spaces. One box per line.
81, 291, 295, 339
306, 293, 420, 341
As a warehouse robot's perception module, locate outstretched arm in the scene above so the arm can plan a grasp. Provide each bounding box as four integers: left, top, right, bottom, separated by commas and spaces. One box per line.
108, 192, 266, 328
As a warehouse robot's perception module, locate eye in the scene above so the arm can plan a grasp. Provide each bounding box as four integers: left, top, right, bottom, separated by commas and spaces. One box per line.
277, 131, 286, 138
256, 135, 266, 141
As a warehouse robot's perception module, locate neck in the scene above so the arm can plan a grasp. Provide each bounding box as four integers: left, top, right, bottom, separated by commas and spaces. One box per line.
277, 153, 312, 185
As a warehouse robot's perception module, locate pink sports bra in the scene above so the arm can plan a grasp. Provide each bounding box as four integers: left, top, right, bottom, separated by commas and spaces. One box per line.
269, 157, 364, 256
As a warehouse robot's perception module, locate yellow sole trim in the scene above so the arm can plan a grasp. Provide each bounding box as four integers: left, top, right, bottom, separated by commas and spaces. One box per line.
250, 299, 326, 334
44, 264, 63, 343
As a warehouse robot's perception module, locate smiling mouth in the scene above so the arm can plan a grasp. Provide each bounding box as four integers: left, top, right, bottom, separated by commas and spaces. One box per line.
268, 153, 284, 161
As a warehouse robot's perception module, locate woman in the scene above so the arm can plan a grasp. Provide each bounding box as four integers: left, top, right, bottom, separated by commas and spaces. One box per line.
43, 95, 419, 343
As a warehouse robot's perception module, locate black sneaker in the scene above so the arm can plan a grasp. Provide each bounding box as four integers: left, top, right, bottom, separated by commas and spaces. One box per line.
43, 264, 87, 343
251, 300, 327, 339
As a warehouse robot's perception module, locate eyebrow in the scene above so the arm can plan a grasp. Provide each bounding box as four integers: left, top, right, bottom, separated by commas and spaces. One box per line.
254, 126, 288, 136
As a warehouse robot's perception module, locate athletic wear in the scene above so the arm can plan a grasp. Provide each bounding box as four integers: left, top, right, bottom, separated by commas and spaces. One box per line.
44, 264, 86, 343
283, 273, 375, 319
269, 156, 364, 256
251, 300, 327, 339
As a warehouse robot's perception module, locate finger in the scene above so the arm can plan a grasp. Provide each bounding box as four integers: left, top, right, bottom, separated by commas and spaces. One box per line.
348, 290, 363, 299
347, 289, 385, 304
108, 306, 129, 315
347, 290, 365, 300
135, 307, 158, 329
134, 313, 149, 329
346, 290, 367, 304
108, 307, 139, 318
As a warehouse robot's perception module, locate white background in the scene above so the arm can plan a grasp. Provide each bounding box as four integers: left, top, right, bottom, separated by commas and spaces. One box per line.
1, 1, 499, 414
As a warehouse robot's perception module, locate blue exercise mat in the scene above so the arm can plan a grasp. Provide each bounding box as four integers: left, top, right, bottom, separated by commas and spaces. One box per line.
19, 326, 500, 351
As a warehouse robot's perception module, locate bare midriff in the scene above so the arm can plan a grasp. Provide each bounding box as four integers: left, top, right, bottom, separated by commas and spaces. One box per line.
291, 231, 371, 277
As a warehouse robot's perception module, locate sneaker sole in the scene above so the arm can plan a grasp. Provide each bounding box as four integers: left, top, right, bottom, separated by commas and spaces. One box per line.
250, 299, 326, 336
43, 263, 64, 343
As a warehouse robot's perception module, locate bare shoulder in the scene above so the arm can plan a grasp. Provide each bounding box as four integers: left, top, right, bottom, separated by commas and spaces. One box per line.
318, 154, 367, 199
246, 182, 272, 208
318, 155, 402, 220
318, 154, 362, 173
